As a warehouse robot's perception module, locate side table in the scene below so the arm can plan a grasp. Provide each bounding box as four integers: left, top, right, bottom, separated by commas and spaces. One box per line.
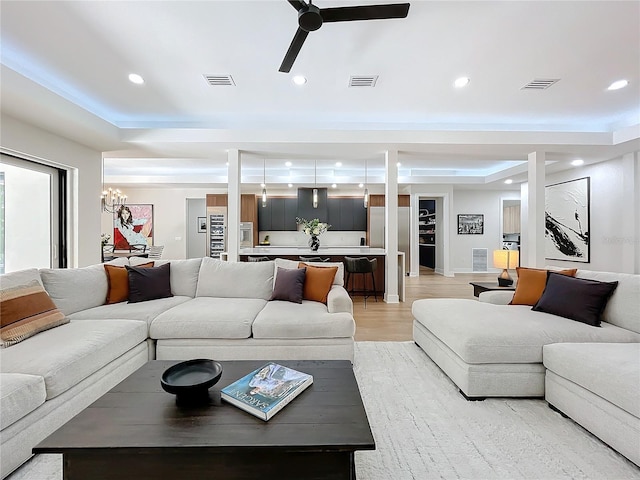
469, 282, 516, 298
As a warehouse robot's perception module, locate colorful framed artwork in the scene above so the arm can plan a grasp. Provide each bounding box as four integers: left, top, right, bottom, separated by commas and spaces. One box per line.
545, 177, 590, 263
113, 204, 153, 250
458, 214, 484, 235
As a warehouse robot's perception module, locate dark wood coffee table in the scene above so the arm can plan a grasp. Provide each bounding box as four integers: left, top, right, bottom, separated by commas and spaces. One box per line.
34, 360, 375, 480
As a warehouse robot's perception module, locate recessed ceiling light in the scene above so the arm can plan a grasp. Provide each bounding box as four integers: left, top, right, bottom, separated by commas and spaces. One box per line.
607, 79, 628, 91
454, 77, 470, 88
571, 159, 585, 166
128, 73, 144, 85
396, 162, 401, 167
260, 182, 266, 188
331, 183, 337, 188
288, 183, 293, 188
293, 75, 307, 85
504, 179, 513, 184
225, 162, 229, 166
358, 183, 364, 188
285, 161, 292, 167
335, 162, 342, 167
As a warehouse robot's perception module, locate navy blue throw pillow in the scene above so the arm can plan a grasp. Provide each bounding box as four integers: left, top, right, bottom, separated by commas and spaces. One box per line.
270, 267, 306, 304
126, 262, 173, 303
532, 272, 618, 327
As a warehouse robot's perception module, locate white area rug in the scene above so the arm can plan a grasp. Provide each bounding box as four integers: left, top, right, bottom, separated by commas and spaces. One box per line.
8, 342, 640, 479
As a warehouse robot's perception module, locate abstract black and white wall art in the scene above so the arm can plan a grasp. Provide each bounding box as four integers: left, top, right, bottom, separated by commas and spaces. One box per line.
457, 214, 484, 234
545, 177, 590, 262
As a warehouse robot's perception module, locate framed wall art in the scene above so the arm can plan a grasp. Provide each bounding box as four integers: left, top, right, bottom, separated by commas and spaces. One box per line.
545, 177, 590, 263
458, 214, 484, 235
113, 204, 154, 250
197, 216, 207, 233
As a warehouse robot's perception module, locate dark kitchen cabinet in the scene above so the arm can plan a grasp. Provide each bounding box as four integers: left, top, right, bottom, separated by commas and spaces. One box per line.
297, 188, 328, 223
328, 198, 367, 231
258, 197, 298, 231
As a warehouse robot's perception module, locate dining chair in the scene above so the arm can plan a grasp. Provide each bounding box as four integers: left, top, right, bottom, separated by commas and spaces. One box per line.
129, 244, 148, 255
147, 245, 164, 259
102, 244, 115, 262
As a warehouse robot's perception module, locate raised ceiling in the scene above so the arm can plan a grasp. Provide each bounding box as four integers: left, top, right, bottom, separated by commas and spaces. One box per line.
1, 0, 639, 189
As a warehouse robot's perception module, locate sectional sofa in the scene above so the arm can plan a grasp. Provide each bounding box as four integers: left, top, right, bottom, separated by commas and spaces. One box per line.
412, 268, 640, 466
0, 257, 354, 478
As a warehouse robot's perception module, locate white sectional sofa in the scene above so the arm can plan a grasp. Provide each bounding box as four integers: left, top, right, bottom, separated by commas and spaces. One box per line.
0, 257, 354, 478
412, 268, 640, 466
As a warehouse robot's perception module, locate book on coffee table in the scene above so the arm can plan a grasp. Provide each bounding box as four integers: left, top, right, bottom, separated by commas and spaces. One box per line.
221, 362, 313, 421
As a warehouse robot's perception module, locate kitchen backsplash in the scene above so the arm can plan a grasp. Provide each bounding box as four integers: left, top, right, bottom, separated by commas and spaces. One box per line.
259, 231, 366, 247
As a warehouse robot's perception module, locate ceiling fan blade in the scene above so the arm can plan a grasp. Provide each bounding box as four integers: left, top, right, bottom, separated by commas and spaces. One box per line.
287, 0, 307, 11
279, 27, 309, 73
320, 3, 410, 23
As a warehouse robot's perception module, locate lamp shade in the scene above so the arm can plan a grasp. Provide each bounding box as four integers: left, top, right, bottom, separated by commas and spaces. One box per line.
493, 250, 519, 269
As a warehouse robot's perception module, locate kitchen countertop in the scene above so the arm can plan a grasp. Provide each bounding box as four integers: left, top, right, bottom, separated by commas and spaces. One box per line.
239, 247, 387, 255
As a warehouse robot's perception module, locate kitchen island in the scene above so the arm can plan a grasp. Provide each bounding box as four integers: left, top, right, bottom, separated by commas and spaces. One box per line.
237, 247, 404, 301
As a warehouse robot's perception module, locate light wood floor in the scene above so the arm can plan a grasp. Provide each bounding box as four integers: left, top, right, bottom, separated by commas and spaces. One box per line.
353, 268, 496, 341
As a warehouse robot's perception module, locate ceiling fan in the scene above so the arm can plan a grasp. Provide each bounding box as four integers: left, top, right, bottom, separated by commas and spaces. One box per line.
279, 0, 410, 73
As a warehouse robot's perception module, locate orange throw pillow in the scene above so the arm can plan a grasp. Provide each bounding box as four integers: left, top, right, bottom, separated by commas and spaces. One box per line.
298, 263, 338, 304
510, 267, 577, 306
104, 262, 154, 304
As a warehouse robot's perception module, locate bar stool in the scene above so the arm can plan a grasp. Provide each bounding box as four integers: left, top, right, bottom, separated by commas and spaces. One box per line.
344, 256, 378, 307
248, 256, 270, 262
299, 256, 330, 262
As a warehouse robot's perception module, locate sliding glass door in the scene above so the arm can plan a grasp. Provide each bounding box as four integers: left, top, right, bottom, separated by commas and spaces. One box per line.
0, 154, 63, 273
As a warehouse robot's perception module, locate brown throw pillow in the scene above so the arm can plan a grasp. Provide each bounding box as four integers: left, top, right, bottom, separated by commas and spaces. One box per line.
510, 267, 577, 306
298, 263, 338, 304
0, 280, 68, 347
104, 262, 154, 304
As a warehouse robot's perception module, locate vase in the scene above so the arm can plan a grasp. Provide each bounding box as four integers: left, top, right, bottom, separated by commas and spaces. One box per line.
309, 235, 320, 251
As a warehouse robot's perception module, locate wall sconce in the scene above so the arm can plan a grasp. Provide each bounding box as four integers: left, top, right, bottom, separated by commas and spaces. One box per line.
493, 249, 519, 286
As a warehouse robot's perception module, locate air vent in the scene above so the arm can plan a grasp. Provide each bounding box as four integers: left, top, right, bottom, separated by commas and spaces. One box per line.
521, 78, 560, 90
472, 248, 488, 272
203, 74, 235, 86
349, 75, 378, 87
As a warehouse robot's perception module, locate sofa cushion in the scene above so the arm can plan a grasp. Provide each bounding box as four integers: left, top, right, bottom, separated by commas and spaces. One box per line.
1, 280, 69, 347
68, 296, 191, 331
275, 258, 344, 286
196, 258, 274, 300
543, 343, 640, 418
130, 258, 202, 297
0, 319, 147, 400
576, 270, 640, 334
270, 267, 305, 304
252, 300, 355, 339
510, 267, 577, 306
104, 262, 154, 304
39, 264, 112, 315
300, 264, 338, 304
150, 297, 267, 339
0, 268, 42, 289
0, 373, 46, 430
412, 298, 640, 364
126, 263, 173, 303
533, 273, 618, 327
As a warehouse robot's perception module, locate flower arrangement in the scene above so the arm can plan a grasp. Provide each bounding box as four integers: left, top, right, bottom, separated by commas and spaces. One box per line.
296, 217, 330, 236
101, 233, 111, 246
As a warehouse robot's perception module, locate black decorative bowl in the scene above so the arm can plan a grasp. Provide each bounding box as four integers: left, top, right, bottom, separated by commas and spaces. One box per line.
161, 359, 223, 401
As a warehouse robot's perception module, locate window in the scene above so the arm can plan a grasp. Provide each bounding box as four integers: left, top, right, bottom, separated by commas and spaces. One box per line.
0, 154, 66, 273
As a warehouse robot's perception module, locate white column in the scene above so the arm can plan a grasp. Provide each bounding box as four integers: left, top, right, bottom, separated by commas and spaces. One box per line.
526, 151, 546, 267
227, 149, 241, 262
385, 150, 399, 303
621, 151, 640, 273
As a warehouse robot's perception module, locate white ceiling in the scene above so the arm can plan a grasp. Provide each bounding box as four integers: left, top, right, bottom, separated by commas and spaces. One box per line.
1, 0, 639, 190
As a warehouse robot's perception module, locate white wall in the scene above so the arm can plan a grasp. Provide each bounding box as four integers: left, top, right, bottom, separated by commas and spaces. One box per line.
544, 154, 640, 273
1, 115, 102, 267
101, 187, 226, 260
450, 189, 519, 273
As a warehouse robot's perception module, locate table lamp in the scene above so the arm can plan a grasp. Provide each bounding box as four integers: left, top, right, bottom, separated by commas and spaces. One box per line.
493, 249, 519, 286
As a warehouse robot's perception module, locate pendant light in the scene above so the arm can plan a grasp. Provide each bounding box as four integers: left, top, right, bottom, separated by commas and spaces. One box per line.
261, 159, 268, 208
312, 160, 318, 208
363, 158, 369, 209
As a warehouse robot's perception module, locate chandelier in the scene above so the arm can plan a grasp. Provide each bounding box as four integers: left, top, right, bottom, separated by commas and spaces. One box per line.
101, 187, 127, 213
101, 158, 126, 213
